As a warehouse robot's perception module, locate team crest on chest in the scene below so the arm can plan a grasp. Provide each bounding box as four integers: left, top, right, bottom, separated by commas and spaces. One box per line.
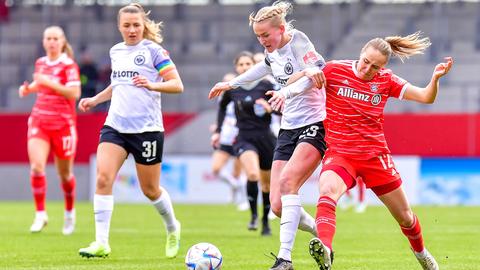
284, 62, 293, 75
134, 55, 146, 66
370, 83, 378, 93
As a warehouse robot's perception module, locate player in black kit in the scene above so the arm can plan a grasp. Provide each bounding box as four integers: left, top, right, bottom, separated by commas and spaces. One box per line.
213, 51, 277, 236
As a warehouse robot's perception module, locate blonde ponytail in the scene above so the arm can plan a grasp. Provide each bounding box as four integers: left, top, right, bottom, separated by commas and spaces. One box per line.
362, 31, 431, 62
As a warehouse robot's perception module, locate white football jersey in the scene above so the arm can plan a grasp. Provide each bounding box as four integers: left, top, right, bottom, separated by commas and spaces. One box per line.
265, 29, 327, 129
105, 39, 176, 133
219, 102, 238, 146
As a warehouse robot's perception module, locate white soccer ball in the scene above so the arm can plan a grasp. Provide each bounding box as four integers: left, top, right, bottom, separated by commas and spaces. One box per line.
185, 242, 223, 270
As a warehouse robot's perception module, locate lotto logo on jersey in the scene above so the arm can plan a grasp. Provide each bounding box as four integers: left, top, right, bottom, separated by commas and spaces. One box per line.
112, 70, 140, 78
337, 87, 382, 106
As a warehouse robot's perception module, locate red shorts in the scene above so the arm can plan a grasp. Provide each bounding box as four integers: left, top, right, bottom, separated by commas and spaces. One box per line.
28, 120, 77, 160
321, 152, 402, 196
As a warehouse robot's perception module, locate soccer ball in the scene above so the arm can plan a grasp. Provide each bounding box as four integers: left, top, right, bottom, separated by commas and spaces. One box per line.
185, 242, 223, 270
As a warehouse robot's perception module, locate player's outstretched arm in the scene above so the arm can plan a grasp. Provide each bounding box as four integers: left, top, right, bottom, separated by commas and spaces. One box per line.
403, 57, 453, 104
208, 82, 232, 99
78, 85, 112, 112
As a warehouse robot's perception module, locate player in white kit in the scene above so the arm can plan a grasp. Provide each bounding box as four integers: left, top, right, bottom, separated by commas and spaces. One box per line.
77, 3, 183, 259
209, 1, 327, 269
210, 90, 247, 209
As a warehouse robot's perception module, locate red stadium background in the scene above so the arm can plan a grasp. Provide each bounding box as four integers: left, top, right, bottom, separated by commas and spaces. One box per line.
0, 113, 478, 163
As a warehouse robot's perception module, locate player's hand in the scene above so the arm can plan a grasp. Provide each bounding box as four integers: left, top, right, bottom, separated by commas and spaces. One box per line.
266, 90, 285, 112
432, 57, 453, 80
208, 82, 231, 99
210, 132, 221, 148
78, 97, 97, 112
132, 75, 152, 89
18, 81, 30, 98
304, 68, 326, 89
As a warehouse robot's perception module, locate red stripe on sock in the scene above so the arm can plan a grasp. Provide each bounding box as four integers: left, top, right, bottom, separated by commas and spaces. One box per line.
316, 196, 337, 250
61, 176, 76, 211
400, 215, 425, 252
31, 174, 46, 211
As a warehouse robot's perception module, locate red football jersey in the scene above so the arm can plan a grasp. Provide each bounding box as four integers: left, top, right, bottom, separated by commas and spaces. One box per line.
30, 54, 80, 130
323, 60, 408, 160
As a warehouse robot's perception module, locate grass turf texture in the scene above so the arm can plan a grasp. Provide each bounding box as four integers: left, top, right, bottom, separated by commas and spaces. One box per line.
0, 202, 478, 270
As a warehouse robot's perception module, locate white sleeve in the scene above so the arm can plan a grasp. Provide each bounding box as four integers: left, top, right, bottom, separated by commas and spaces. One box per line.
228, 61, 271, 88
279, 75, 315, 99
291, 30, 326, 70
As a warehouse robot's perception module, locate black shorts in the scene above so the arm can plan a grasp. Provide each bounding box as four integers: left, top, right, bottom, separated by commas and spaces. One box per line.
99, 125, 164, 165
273, 121, 326, 161
217, 144, 235, 156
234, 130, 276, 170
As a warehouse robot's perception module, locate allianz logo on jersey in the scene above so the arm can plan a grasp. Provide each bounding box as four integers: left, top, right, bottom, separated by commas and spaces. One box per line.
112, 70, 140, 79
337, 87, 382, 106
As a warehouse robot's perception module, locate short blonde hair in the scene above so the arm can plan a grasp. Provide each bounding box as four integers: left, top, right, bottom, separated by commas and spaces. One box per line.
249, 1, 294, 32
362, 31, 431, 62
118, 3, 164, 44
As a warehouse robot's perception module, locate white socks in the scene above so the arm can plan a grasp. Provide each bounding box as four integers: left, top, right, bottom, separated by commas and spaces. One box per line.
152, 187, 178, 233
298, 207, 317, 236
35, 211, 48, 220
278, 194, 301, 261
94, 194, 114, 245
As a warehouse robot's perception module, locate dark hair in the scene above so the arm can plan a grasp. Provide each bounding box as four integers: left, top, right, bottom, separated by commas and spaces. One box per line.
234, 51, 255, 65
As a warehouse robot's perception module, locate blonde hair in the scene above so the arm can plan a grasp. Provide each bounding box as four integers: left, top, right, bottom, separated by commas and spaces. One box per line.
118, 3, 163, 44
249, 1, 294, 32
44, 26, 74, 59
362, 31, 431, 63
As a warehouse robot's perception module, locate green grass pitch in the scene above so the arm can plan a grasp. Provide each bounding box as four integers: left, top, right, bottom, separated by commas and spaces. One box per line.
0, 202, 478, 269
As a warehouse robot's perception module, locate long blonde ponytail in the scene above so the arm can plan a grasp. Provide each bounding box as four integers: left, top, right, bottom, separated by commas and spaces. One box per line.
362, 31, 431, 62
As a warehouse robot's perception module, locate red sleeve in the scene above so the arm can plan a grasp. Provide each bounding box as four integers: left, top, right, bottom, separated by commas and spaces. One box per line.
389, 73, 408, 99
64, 63, 81, 86
323, 61, 335, 77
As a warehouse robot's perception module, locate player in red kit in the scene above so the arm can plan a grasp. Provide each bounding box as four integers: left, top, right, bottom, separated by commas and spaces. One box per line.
273, 32, 452, 270
18, 26, 81, 235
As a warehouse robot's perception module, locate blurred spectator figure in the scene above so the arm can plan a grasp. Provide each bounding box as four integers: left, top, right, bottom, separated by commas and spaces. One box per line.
93, 59, 111, 112
79, 51, 99, 99
0, 0, 9, 23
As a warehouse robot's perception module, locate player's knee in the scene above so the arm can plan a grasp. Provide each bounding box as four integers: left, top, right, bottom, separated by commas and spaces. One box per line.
279, 173, 297, 195
398, 210, 415, 227
245, 171, 260, 181
318, 181, 343, 199
270, 197, 282, 217
58, 172, 72, 182
96, 173, 113, 191
30, 164, 45, 176
141, 185, 160, 201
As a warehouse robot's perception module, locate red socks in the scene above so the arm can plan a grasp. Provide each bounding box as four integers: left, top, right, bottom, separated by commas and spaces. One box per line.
315, 196, 337, 250
400, 214, 424, 252
358, 178, 365, 202
61, 176, 76, 211
31, 174, 47, 211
